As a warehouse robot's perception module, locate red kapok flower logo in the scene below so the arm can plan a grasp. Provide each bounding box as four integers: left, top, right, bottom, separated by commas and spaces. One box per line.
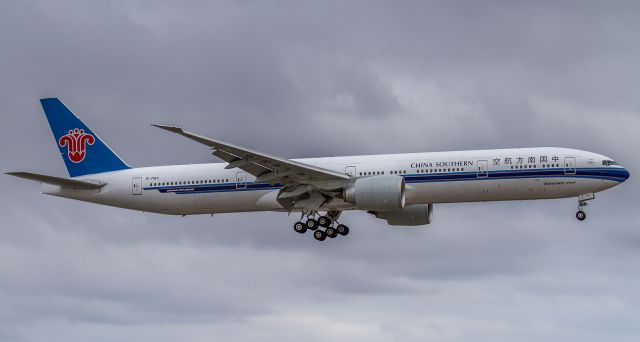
58, 128, 95, 163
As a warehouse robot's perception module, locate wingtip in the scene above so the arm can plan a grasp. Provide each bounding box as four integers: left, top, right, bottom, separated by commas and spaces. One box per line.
151, 124, 183, 133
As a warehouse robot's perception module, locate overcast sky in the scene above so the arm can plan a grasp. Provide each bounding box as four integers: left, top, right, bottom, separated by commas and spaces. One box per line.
1, 1, 639, 341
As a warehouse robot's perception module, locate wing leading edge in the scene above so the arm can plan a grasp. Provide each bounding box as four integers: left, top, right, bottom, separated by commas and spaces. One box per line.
151, 124, 350, 188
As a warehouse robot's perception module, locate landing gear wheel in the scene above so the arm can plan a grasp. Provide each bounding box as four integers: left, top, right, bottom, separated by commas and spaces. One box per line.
325, 227, 338, 238
313, 229, 326, 241
336, 224, 350, 236
318, 216, 332, 228
576, 210, 586, 221
306, 219, 319, 230
294, 221, 307, 234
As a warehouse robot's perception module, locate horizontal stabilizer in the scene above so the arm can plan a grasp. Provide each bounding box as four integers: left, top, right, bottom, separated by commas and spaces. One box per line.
6, 172, 106, 189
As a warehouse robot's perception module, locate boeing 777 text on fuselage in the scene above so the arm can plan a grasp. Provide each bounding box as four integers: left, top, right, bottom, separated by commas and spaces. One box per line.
8, 98, 630, 241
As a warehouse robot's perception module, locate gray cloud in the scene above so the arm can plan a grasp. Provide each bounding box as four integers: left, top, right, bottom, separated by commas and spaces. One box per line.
1, 1, 639, 341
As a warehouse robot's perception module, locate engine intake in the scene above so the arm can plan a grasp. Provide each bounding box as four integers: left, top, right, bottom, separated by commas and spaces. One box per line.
372, 204, 434, 226
343, 175, 405, 211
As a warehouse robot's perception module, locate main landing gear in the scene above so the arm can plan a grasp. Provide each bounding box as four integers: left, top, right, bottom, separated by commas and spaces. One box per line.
293, 211, 349, 242
575, 193, 595, 222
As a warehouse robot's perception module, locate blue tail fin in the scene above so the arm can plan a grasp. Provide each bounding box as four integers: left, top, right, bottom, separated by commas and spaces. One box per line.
40, 98, 130, 177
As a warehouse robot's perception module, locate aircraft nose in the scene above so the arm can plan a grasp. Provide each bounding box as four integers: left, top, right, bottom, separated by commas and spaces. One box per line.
620, 167, 630, 182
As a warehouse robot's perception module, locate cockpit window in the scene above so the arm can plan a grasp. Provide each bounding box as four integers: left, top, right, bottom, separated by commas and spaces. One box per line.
602, 160, 618, 166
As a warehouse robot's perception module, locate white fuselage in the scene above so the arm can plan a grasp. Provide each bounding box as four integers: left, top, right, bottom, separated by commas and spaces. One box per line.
43, 147, 628, 215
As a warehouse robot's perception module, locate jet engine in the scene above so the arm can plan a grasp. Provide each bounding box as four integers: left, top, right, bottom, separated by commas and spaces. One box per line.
343, 175, 405, 211
371, 204, 434, 226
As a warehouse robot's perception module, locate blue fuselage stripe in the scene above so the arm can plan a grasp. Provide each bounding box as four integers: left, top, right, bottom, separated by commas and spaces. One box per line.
142, 167, 626, 194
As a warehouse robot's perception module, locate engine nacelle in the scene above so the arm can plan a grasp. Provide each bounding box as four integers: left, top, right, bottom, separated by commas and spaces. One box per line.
372, 204, 434, 226
343, 175, 406, 211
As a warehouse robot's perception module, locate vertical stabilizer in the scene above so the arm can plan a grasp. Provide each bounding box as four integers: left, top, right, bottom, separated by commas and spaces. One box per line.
40, 98, 130, 177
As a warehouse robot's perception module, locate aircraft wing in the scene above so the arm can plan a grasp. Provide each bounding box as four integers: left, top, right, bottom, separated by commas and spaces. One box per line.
6, 172, 106, 189
152, 125, 351, 191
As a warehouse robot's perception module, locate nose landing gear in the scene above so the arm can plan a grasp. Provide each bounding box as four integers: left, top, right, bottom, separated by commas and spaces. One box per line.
575, 193, 595, 222
292, 211, 349, 242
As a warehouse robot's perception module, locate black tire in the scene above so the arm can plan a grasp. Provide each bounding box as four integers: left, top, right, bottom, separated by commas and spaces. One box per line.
576, 210, 586, 221
318, 216, 332, 228
336, 224, 350, 236
325, 227, 337, 238
306, 219, 319, 230
294, 221, 307, 234
313, 229, 326, 241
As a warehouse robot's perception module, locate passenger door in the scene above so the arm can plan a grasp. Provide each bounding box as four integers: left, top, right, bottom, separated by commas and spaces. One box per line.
132, 177, 142, 195
564, 157, 576, 175
345, 166, 357, 177
236, 171, 247, 189
476, 160, 488, 178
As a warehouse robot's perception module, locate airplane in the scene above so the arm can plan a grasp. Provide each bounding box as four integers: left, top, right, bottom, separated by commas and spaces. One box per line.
8, 98, 630, 241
